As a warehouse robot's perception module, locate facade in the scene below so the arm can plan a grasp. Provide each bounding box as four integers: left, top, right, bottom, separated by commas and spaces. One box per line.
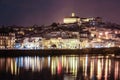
0, 33, 15, 49
21, 37, 43, 49
81, 17, 94, 23
42, 38, 80, 49
89, 41, 115, 48
81, 17, 102, 23
63, 13, 81, 24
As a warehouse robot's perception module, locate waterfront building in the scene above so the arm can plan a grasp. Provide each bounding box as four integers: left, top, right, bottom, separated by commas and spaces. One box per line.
89, 41, 115, 48
42, 31, 80, 49
0, 33, 15, 49
42, 38, 80, 49
22, 36, 43, 49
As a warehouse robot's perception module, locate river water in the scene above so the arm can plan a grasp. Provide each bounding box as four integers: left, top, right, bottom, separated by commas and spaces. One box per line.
0, 54, 120, 80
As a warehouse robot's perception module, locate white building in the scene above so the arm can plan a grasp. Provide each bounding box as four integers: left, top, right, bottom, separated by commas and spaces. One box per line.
42, 38, 80, 49
63, 13, 81, 24
0, 33, 15, 49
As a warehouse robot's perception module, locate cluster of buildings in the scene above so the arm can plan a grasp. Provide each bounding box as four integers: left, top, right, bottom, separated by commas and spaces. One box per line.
0, 13, 120, 49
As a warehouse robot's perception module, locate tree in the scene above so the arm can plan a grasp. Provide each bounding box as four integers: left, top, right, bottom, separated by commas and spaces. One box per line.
51, 22, 58, 27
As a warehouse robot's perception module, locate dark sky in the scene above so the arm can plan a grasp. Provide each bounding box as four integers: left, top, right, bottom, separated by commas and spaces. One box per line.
0, 0, 120, 26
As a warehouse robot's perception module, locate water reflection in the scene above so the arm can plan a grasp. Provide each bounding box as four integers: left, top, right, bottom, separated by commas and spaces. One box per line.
0, 55, 120, 80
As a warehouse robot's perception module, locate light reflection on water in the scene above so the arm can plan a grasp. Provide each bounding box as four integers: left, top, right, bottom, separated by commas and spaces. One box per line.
0, 55, 120, 80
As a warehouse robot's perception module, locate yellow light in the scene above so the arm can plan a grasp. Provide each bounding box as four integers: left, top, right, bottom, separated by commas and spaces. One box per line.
64, 18, 78, 24
91, 34, 94, 37
105, 59, 108, 80
72, 13, 75, 17
97, 59, 102, 80
90, 59, 94, 79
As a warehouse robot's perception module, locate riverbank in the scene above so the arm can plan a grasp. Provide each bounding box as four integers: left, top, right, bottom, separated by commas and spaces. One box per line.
0, 47, 120, 57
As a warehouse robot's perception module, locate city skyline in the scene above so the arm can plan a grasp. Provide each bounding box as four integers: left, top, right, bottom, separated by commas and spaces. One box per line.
0, 0, 120, 26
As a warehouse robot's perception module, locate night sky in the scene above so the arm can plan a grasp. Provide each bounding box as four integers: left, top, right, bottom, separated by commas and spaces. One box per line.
0, 0, 120, 26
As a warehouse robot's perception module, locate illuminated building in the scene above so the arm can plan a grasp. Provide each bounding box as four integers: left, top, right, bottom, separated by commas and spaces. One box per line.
42, 31, 80, 49
81, 17, 95, 23
80, 17, 102, 23
43, 38, 80, 49
22, 36, 43, 49
0, 33, 15, 49
63, 13, 81, 24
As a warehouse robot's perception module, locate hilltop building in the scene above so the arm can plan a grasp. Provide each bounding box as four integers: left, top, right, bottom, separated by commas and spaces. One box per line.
63, 13, 81, 24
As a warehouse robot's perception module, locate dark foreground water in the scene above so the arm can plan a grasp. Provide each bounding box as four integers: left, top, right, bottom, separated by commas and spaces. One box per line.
0, 54, 120, 80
